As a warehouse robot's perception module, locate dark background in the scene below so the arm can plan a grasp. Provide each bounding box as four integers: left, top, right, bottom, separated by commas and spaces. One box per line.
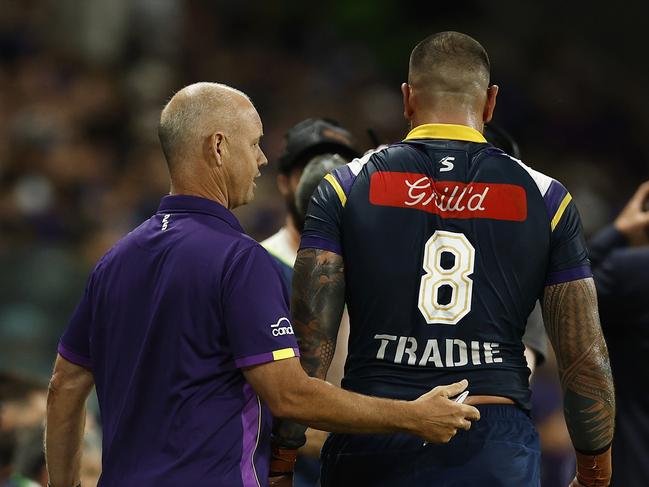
0, 2, 646, 483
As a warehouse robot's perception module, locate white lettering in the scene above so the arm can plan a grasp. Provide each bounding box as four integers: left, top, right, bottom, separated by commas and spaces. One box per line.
272, 324, 294, 336
445, 339, 468, 367
403, 180, 490, 213
467, 187, 489, 211
375, 334, 504, 368
375, 334, 397, 360
439, 156, 455, 172
394, 336, 418, 365
471, 340, 481, 365
484, 342, 502, 363
405, 177, 435, 206
418, 339, 444, 367
161, 214, 171, 231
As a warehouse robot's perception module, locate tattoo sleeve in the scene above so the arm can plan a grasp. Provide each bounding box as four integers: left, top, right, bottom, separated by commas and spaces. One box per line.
542, 277, 615, 453
272, 248, 346, 448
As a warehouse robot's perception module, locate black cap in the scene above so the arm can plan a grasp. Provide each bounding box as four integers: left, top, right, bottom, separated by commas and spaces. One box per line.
278, 118, 360, 174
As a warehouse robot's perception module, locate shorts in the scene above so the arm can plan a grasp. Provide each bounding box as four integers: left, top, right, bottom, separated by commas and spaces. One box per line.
320, 405, 540, 487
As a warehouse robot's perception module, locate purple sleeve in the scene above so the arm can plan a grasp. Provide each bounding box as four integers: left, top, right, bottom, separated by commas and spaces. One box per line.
222, 244, 300, 368
58, 275, 94, 369
545, 197, 592, 286
300, 175, 344, 255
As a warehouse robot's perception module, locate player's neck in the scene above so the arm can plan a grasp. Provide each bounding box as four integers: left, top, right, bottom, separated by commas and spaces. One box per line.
410, 110, 484, 133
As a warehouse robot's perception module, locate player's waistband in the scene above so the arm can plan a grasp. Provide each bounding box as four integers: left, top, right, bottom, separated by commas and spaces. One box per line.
472, 403, 530, 419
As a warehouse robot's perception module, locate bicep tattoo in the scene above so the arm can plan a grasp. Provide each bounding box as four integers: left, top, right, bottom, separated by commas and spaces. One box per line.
291, 248, 345, 379
542, 278, 615, 452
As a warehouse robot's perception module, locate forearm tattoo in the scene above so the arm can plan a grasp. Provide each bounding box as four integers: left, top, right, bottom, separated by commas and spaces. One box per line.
272, 248, 346, 448
542, 278, 615, 452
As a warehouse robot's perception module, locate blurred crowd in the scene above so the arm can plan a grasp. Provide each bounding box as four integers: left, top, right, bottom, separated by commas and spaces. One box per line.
1, 1, 647, 486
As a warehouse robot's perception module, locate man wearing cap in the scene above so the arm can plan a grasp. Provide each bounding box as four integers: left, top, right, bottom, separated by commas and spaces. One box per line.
262, 118, 360, 282
262, 120, 359, 487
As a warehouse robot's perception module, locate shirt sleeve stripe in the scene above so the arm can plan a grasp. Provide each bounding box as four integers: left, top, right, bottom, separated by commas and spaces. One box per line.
324, 173, 347, 207
551, 193, 573, 231
545, 265, 592, 286
272, 348, 297, 361
299, 236, 342, 255
235, 347, 300, 368
57, 341, 92, 369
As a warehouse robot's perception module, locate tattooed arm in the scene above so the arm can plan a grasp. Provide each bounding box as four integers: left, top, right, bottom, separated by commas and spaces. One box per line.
271, 248, 346, 449
542, 277, 615, 486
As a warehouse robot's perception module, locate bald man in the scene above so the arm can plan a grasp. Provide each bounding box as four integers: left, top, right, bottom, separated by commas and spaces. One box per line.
273, 33, 615, 486
44, 82, 480, 487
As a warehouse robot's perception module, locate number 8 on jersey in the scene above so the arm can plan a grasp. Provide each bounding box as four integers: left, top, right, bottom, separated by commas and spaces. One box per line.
418, 231, 475, 325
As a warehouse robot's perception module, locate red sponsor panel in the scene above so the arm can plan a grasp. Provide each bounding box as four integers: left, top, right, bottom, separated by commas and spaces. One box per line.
369, 171, 527, 221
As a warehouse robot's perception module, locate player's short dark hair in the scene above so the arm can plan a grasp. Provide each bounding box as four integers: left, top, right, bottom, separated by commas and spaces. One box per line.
409, 31, 490, 93
278, 118, 359, 175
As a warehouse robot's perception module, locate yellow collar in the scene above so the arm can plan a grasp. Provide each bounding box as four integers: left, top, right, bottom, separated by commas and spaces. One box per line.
404, 123, 487, 143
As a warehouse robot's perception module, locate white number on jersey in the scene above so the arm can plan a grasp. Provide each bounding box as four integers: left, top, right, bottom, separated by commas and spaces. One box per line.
418, 231, 475, 325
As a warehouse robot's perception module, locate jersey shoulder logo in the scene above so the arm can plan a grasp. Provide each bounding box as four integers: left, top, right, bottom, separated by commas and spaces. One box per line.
439, 156, 455, 172
271, 317, 294, 336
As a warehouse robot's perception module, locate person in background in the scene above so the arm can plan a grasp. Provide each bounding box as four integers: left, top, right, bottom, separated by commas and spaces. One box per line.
262, 118, 359, 283
589, 180, 649, 487
262, 120, 359, 487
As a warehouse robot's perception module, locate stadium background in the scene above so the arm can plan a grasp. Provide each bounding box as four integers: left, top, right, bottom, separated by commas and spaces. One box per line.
1, 1, 647, 485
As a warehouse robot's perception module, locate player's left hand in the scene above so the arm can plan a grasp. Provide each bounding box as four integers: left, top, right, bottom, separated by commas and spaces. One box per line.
268, 474, 292, 487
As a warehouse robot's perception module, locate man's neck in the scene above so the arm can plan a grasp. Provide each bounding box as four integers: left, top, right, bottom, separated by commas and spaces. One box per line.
410, 111, 484, 133
170, 181, 229, 208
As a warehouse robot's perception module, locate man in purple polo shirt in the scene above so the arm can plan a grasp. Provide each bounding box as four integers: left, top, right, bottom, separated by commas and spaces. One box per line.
44, 82, 480, 487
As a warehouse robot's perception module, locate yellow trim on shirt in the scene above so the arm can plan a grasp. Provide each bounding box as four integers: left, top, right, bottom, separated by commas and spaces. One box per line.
551, 193, 573, 231
324, 173, 347, 206
272, 348, 296, 361
404, 123, 487, 143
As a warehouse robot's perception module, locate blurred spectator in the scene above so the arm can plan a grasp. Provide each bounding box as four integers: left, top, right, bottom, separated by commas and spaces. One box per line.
0, 430, 17, 487
589, 181, 649, 487
13, 426, 47, 487
0, 373, 47, 433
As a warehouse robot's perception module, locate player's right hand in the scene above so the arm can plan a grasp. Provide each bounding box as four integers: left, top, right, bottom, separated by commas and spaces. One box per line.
409, 379, 480, 444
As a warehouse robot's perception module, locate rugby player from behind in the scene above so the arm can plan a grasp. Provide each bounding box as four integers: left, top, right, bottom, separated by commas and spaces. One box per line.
273, 32, 615, 486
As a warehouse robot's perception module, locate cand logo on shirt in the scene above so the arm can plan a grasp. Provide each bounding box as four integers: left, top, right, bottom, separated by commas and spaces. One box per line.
271, 317, 294, 336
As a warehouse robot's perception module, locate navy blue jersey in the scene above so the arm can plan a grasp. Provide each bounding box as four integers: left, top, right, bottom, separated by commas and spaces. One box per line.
300, 124, 590, 410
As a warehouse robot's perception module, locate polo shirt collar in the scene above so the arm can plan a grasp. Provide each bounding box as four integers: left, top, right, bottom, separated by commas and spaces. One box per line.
404, 123, 487, 143
157, 194, 244, 232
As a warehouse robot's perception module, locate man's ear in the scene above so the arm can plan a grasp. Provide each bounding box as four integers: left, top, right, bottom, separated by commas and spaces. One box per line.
483, 85, 499, 124
401, 82, 415, 121
205, 132, 225, 167
276, 173, 290, 197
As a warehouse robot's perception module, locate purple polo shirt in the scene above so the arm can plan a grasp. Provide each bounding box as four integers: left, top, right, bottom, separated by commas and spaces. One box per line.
58, 195, 299, 487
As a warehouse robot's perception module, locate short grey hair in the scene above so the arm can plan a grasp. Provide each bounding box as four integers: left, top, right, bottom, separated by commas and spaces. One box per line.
158, 82, 250, 168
